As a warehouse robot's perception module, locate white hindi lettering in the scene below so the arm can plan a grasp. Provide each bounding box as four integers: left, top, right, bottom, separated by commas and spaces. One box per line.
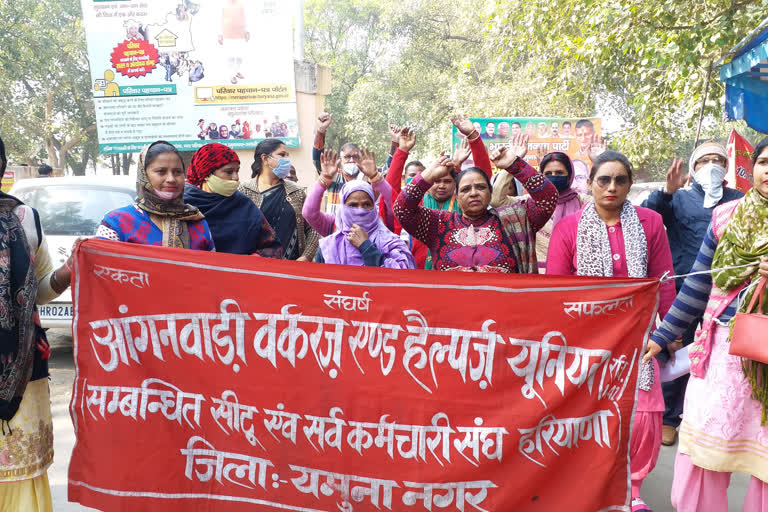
323, 290, 372, 312
402, 310, 504, 394
290, 464, 399, 510
84, 378, 204, 428
506, 331, 614, 407
563, 295, 634, 319
89, 299, 250, 373
93, 264, 150, 289
517, 410, 614, 467
210, 390, 263, 449
402, 480, 497, 512
180, 436, 273, 489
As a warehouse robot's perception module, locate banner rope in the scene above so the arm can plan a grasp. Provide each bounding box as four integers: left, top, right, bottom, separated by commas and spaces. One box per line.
660, 262, 757, 283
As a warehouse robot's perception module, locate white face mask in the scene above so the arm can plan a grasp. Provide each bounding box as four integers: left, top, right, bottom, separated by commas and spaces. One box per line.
342, 163, 360, 177
694, 163, 726, 208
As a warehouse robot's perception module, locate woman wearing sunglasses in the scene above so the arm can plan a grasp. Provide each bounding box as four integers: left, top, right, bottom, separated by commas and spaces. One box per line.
546, 150, 676, 512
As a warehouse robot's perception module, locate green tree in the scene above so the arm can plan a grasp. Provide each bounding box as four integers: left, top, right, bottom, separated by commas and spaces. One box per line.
0, 0, 95, 174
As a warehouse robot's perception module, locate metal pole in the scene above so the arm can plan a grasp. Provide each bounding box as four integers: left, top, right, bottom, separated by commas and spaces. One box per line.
295, 0, 305, 62
694, 61, 714, 148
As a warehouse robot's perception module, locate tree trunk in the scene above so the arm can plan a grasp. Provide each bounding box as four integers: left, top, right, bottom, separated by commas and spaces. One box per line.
121, 153, 132, 175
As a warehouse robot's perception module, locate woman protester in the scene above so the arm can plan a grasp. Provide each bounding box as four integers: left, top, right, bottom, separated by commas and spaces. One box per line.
314, 181, 415, 269
96, 141, 215, 250
0, 137, 74, 512
304, 148, 394, 237
393, 134, 558, 273
183, 143, 282, 256
647, 138, 768, 512
492, 150, 591, 272
546, 151, 675, 512
239, 139, 319, 261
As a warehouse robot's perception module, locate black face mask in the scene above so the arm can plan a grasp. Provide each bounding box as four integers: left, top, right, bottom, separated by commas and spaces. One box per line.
547, 175, 570, 193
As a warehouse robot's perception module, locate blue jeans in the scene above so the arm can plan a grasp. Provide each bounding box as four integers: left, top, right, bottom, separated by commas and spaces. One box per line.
662, 317, 700, 428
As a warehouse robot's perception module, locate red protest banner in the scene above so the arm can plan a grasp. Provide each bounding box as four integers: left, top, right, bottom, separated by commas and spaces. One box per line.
68, 239, 659, 512
727, 129, 755, 193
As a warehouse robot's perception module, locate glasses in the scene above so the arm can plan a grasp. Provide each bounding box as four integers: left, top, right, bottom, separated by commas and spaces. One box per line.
696, 157, 726, 166
595, 175, 630, 188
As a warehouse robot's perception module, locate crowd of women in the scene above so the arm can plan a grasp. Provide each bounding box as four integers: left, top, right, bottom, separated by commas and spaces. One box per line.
0, 111, 767, 512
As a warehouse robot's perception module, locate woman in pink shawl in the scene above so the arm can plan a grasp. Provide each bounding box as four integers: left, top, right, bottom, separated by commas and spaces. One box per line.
490, 151, 590, 272
314, 181, 416, 269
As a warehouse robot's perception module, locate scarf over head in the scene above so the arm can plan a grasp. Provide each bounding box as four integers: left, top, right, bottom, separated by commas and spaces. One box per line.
711, 188, 768, 423
136, 142, 204, 249
576, 200, 654, 390
0, 194, 46, 422
541, 152, 582, 226
319, 181, 413, 268
186, 142, 239, 187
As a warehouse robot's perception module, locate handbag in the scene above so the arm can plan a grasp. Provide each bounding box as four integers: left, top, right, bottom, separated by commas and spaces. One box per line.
730, 279, 768, 364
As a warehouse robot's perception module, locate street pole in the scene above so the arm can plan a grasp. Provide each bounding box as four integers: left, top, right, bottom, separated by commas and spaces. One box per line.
295, 0, 304, 62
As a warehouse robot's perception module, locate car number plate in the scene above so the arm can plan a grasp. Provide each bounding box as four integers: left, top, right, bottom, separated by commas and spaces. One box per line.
39, 303, 73, 318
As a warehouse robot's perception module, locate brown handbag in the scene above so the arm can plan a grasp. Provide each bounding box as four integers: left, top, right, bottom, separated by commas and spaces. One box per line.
729, 279, 768, 364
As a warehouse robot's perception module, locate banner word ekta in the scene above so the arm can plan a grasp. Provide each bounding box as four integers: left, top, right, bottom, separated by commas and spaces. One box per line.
80, 0, 299, 154
453, 117, 602, 196
68, 239, 658, 512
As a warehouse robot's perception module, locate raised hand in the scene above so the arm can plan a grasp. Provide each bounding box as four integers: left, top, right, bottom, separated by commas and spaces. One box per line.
588, 135, 608, 160
399, 126, 416, 153
388, 124, 401, 144
347, 224, 369, 248
319, 149, 339, 183
317, 112, 333, 133
450, 114, 477, 138
664, 158, 685, 195
421, 153, 455, 183
452, 137, 471, 167
509, 134, 529, 160
360, 148, 377, 178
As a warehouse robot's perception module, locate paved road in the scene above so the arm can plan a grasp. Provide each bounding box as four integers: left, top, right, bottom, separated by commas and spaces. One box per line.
44, 329, 749, 512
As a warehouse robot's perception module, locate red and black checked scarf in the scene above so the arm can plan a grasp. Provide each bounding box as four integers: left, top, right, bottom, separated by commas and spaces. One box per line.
187, 143, 240, 187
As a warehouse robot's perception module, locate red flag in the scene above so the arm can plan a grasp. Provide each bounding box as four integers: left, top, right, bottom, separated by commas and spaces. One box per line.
727, 129, 755, 193
68, 239, 660, 512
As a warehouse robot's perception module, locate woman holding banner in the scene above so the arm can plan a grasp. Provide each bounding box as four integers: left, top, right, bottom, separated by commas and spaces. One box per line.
492, 151, 591, 272
394, 134, 557, 273
240, 139, 320, 262
0, 136, 74, 512
96, 141, 215, 250
545, 150, 675, 512
648, 138, 768, 512
183, 143, 282, 257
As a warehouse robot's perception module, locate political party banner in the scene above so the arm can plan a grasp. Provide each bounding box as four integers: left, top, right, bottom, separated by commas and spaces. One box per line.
727, 129, 755, 193
68, 239, 658, 512
80, 0, 299, 154
452, 117, 602, 195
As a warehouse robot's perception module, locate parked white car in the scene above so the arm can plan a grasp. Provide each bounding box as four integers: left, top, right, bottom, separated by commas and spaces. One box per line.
9, 176, 136, 328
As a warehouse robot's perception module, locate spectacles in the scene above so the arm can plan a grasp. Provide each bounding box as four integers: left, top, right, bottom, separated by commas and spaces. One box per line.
595, 175, 630, 188
696, 157, 726, 166
342, 154, 360, 162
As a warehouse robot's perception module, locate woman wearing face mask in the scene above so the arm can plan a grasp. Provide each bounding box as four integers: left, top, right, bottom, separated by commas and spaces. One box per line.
183, 143, 282, 256
97, 141, 214, 250
546, 151, 675, 512
239, 139, 319, 261
492, 151, 591, 272
644, 138, 768, 512
304, 148, 394, 237
394, 135, 558, 273
314, 181, 415, 269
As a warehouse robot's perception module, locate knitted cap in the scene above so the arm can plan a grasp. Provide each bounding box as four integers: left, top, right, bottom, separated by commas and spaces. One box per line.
689, 141, 727, 172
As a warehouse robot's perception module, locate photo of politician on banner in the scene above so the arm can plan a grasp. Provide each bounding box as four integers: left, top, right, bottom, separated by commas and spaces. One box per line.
68, 239, 658, 512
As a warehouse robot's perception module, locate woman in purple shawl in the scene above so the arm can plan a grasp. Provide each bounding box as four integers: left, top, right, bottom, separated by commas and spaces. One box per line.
314, 182, 416, 269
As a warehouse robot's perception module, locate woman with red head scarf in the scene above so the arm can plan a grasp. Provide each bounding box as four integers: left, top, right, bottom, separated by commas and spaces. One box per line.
184, 142, 282, 256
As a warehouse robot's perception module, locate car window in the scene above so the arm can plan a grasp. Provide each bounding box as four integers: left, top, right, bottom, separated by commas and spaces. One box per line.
13, 185, 135, 236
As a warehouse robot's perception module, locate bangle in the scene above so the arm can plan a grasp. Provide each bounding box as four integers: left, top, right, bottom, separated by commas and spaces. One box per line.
369, 173, 383, 185
50, 270, 62, 291
467, 130, 479, 140
65, 259, 72, 273
318, 176, 330, 188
